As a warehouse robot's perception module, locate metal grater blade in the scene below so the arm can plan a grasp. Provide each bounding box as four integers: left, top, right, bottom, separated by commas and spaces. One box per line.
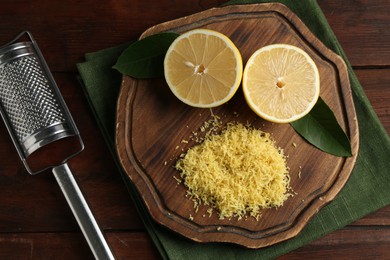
0, 32, 83, 174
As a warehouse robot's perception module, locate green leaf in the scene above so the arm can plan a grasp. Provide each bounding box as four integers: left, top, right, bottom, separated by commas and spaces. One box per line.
291, 98, 352, 157
113, 32, 180, 78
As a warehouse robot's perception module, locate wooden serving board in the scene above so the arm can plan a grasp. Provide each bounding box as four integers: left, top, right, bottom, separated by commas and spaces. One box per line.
116, 3, 359, 248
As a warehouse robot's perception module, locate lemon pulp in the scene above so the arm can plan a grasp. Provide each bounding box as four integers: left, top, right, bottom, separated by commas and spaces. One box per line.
164, 29, 243, 108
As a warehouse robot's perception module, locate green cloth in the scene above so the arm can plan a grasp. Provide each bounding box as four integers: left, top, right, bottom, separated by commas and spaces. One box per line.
77, 0, 390, 259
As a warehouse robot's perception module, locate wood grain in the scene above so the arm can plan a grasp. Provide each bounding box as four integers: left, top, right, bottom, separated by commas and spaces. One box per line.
355, 69, 390, 134
0, 228, 389, 259
0, 0, 226, 72
278, 228, 390, 259
116, 3, 359, 248
0, 0, 388, 258
0, 232, 160, 260
318, 0, 390, 67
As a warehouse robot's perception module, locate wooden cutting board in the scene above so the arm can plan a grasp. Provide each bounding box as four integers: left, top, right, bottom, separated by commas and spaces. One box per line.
116, 3, 359, 248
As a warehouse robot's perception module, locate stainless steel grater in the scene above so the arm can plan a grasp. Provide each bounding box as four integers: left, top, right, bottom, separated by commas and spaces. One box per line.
0, 31, 114, 260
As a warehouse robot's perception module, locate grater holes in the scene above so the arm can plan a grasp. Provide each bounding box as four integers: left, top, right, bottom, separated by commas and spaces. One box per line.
0, 56, 66, 142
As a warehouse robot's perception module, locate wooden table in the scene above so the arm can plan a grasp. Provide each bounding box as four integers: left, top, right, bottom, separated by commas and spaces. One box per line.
0, 0, 388, 259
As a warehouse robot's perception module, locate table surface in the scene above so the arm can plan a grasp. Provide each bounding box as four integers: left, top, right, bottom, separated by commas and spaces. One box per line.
0, 0, 389, 259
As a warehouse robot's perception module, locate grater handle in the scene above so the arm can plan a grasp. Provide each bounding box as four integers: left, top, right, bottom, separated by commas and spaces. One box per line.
52, 163, 115, 260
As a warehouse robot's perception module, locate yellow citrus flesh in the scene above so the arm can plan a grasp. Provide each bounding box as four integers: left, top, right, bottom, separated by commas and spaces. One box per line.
243, 44, 320, 123
164, 29, 243, 108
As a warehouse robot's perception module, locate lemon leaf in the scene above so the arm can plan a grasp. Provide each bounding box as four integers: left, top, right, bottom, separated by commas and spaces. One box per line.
291, 98, 352, 157
113, 32, 179, 78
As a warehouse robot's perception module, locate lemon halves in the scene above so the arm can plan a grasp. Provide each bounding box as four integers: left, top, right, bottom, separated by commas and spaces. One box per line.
164, 29, 243, 108
242, 44, 320, 123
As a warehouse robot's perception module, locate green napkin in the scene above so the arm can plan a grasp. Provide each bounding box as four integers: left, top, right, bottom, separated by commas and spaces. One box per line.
77, 0, 390, 259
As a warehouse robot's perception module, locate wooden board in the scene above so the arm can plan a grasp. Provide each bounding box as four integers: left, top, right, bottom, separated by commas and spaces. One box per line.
115, 3, 359, 248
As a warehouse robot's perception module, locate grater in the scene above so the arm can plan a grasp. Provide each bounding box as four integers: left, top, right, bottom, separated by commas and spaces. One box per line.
0, 31, 114, 260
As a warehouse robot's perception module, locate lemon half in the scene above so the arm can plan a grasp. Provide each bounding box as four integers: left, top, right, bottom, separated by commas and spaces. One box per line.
164, 29, 243, 108
243, 44, 320, 123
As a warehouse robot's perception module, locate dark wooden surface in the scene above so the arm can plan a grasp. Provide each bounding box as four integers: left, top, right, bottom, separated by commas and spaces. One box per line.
0, 0, 388, 259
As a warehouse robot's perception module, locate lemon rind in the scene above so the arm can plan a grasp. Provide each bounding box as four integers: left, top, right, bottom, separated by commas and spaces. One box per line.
164, 29, 243, 108
242, 44, 320, 123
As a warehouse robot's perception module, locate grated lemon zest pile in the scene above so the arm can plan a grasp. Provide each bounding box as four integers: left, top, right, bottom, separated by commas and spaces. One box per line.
176, 122, 292, 220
